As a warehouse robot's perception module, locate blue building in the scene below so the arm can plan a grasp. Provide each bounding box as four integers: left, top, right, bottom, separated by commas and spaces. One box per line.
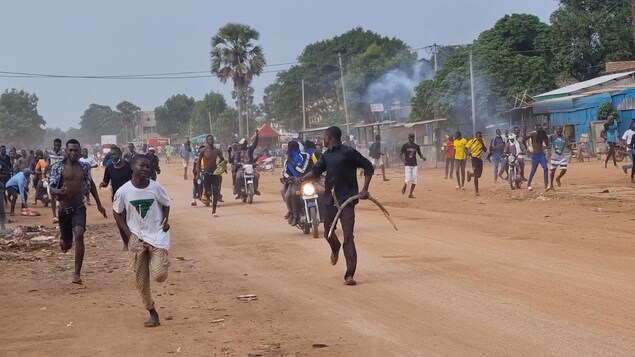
531, 71, 635, 154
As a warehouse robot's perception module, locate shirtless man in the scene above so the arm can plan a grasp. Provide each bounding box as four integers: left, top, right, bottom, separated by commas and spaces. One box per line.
49, 139, 107, 284
197, 135, 225, 217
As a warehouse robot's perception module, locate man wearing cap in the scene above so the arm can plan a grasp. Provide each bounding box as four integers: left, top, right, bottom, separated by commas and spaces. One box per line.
5, 169, 33, 215
146, 147, 161, 181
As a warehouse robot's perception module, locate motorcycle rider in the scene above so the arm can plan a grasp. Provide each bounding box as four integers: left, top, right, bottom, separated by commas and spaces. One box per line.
503, 133, 525, 184
281, 141, 309, 225
231, 130, 260, 198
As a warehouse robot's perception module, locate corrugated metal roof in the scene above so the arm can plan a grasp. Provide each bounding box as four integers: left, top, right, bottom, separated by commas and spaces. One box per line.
535, 71, 635, 99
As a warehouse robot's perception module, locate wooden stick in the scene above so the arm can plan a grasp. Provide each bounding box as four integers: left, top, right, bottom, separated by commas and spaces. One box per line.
327, 193, 398, 240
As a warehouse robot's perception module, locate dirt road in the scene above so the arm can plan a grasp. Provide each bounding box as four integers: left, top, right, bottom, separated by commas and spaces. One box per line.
1, 159, 634, 356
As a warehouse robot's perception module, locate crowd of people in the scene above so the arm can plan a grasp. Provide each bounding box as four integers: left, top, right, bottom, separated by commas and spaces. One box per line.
1, 117, 633, 328
439, 119, 635, 196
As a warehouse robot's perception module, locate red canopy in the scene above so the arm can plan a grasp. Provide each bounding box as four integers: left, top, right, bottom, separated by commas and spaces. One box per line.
251, 123, 279, 140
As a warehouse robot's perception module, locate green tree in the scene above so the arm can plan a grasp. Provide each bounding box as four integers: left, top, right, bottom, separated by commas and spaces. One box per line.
410, 14, 555, 127
79, 104, 121, 144
0, 89, 46, 147
550, 0, 633, 81
191, 92, 228, 135
154, 94, 196, 137
116, 101, 141, 144
264, 27, 414, 131
210, 23, 266, 138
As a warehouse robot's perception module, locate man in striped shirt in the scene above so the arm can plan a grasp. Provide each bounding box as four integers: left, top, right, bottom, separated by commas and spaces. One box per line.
466, 132, 487, 196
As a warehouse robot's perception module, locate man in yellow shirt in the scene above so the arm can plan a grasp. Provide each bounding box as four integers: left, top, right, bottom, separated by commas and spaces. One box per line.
466, 131, 487, 195
453, 131, 468, 189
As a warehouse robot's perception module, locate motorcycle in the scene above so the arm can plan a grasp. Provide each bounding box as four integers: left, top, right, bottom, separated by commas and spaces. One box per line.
506, 153, 523, 190
615, 142, 627, 162
299, 181, 320, 238
258, 157, 275, 172
36, 178, 51, 207
238, 163, 256, 204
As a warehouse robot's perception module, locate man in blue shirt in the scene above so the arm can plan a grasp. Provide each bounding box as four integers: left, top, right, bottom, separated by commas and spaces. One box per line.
5, 169, 33, 215
604, 115, 620, 168
281, 141, 309, 225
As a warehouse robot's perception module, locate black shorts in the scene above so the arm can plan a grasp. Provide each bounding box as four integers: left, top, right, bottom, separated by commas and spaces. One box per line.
58, 206, 87, 247
471, 157, 483, 179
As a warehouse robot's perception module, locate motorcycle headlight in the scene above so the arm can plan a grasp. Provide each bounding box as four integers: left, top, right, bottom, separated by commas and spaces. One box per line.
302, 183, 316, 196
244, 165, 254, 174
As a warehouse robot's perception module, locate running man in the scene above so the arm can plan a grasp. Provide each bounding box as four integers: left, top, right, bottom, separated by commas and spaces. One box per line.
466, 131, 486, 195
124, 143, 137, 163
49, 139, 107, 284
621, 120, 635, 178
400, 133, 425, 198
112, 154, 171, 328
489, 129, 505, 182
368, 135, 389, 181
454, 132, 468, 189
198, 135, 224, 217
546, 126, 571, 191
100, 146, 133, 250
79, 148, 98, 205
302, 126, 374, 286
523, 124, 550, 191
180, 141, 191, 180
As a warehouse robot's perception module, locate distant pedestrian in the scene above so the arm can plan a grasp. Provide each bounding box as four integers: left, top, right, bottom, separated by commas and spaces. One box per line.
546, 126, 571, 191
454, 132, 468, 189
180, 142, 191, 180
113, 154, 171, 328
489, 129, 505, 182
164, 144, 172, 164
604, 115, 620, 168
79, 148, 99, 205
400, 133, 425, 198
146, 147, 161, 181
466, 132, 486, 195
443, 135, 454, 179
621, 120, 635, 181
369, 135, 389, 182
99, 146, 133, 250
124, 143, 136, 163
523, 124, 549, 191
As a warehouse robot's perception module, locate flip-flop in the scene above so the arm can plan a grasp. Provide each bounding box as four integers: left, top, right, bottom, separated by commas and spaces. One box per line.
144, 320, 160, 327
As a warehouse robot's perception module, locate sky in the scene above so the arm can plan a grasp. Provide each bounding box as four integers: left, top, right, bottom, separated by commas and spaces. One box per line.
0, 0, 559, 130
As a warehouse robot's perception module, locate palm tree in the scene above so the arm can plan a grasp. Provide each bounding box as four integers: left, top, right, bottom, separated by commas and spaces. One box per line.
210, 23, 265, 138
116, 101, 140, 143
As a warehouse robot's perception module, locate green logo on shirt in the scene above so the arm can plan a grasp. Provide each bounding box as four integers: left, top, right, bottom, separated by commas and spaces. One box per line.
130, 199, 155, 218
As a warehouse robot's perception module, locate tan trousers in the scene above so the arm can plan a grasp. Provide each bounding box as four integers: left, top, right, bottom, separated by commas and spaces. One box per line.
129, 235, 169, 310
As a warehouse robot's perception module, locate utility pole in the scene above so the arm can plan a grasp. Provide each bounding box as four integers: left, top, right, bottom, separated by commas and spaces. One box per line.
631, 0, 635, 58
433, 43, 438, 73
208, 111, 213, 136
338, 53, 351, 136
469, 51, 476, 137
301, 79, 307, 133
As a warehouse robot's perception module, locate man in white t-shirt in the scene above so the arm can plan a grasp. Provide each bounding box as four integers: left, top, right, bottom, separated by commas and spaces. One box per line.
113, 154, 171, 328
621, 120, 635, 180
79, 148, 99, 205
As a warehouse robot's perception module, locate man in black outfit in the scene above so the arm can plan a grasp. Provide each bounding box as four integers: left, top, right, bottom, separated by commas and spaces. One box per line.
99, 146, 133, 250
302, 126, 374, 286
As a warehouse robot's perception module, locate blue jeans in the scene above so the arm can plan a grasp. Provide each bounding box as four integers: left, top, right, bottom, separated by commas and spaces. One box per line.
492, 152, 502, 181
528, 152, 548, 187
